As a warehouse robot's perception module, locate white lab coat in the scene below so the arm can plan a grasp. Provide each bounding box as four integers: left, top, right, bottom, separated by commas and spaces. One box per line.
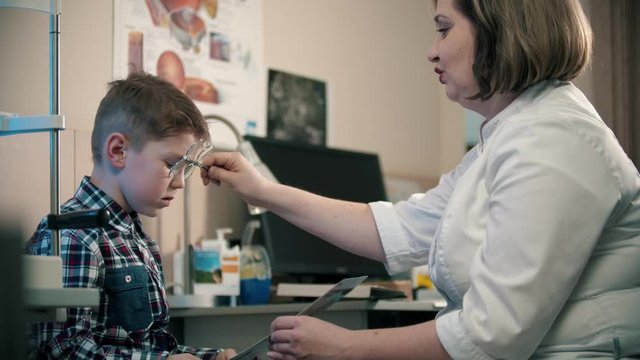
370, 80, 640, 359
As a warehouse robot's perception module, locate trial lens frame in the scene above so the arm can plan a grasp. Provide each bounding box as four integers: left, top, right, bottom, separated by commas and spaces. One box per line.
168, 139, 214, 180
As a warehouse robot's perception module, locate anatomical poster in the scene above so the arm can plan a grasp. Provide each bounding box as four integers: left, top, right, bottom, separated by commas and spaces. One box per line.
113, 0, 266, 142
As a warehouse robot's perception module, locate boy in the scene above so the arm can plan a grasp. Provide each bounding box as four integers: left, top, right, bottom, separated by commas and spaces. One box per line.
27, 73, 236, 359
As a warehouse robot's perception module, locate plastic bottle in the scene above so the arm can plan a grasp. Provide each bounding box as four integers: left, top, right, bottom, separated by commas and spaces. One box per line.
239, 220, 272, 305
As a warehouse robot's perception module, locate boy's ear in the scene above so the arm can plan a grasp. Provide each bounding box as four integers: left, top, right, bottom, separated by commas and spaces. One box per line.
104, 133, 129, 169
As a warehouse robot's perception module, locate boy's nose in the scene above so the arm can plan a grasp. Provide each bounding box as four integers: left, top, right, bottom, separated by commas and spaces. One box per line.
170, 169, 187, 189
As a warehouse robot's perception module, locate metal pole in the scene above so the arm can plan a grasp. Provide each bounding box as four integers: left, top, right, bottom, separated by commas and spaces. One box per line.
183, 182, 192, 294
50, 11, 61, 256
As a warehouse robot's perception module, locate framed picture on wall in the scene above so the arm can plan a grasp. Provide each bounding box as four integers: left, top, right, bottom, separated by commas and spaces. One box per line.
113, 0, 267, 141
267, 69, 327, 146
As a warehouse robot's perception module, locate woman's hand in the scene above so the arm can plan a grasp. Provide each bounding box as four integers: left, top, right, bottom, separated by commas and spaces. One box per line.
166, 348, 237, 360
200, 151, 275, 207
268, 316, 352, 360
167, 355, 200, 360
215, 348, 238, 359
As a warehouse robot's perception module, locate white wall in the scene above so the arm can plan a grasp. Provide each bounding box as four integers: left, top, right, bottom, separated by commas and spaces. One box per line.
263, 0, 464, 178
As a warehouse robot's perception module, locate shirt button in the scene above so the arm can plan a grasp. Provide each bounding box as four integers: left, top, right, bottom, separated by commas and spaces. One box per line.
125, 275, 132, 283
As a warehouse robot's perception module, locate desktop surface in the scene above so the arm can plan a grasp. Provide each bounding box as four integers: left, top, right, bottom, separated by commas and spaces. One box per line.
168, 298, 442, 351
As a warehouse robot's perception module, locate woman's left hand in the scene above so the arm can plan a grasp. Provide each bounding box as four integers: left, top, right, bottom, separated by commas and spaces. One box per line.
268, 316, 352, 360
214, 348, 238, 360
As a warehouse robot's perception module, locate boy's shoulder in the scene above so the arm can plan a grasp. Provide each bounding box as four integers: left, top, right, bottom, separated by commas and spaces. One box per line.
66, 176, 110, 208
27, 177, 110, 255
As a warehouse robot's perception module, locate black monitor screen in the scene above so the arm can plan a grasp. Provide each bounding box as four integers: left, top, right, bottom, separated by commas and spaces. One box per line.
245, 135, 390, 282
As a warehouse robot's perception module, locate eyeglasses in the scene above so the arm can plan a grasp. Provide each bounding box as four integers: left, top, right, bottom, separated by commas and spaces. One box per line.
168, 139, 214, 180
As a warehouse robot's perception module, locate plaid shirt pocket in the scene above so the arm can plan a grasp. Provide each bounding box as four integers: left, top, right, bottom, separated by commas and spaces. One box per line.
104, 266, 153, 332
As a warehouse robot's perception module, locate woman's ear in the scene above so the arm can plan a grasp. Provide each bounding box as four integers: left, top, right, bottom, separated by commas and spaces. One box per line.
104, 133, 128, 169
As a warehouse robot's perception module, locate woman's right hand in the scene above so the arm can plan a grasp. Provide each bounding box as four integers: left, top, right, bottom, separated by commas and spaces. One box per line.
200, 151, 275, 207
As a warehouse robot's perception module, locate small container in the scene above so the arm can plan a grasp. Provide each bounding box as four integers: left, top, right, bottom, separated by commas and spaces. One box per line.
192, 228, 240, 297
239, 220, 272, 305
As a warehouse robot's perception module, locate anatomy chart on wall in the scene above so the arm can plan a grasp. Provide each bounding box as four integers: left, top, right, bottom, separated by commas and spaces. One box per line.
113, 0, 266, 140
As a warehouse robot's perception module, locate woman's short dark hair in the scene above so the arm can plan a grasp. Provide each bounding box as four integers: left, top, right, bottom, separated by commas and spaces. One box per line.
450, 0, 593, 100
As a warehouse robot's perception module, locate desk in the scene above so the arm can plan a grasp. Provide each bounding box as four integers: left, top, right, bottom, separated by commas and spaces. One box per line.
169, 300, 443, 350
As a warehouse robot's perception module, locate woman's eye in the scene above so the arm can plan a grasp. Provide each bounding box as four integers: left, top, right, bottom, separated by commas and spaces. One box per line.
437, 27, 449, 37
165, 161, 175, 169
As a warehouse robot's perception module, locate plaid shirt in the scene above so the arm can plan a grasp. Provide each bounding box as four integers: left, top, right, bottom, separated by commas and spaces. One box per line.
27, 176, 222, 359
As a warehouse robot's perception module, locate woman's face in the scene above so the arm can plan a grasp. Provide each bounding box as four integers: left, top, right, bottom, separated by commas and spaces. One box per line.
428, 0, 478, 107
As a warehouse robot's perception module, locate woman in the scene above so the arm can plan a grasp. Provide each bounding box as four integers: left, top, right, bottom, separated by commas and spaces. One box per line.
201, 0, 640, 358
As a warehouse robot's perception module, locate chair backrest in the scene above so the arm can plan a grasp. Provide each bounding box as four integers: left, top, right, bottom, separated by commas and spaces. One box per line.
0, 222, 26, 359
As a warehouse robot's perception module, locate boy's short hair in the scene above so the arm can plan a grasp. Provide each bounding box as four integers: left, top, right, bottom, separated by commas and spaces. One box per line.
91, 72, 209, 163
448, 0, 593, 100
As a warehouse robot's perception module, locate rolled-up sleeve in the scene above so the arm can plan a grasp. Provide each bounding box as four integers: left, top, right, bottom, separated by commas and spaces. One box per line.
436, 310, 493, 360
369, 148, 479, 274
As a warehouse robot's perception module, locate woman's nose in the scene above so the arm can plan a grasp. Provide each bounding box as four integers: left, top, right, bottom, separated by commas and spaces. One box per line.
428, 46, 439, 63
427, 37, 440, 63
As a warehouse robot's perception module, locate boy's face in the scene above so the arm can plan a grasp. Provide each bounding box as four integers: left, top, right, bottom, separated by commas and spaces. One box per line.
119, 133, 198, 217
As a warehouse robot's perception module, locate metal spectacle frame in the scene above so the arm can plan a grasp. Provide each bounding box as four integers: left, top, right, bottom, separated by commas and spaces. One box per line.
167, 139, 214, 180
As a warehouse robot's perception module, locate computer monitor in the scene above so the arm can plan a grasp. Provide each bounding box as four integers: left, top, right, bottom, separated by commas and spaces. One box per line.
245, 135, 390, 283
